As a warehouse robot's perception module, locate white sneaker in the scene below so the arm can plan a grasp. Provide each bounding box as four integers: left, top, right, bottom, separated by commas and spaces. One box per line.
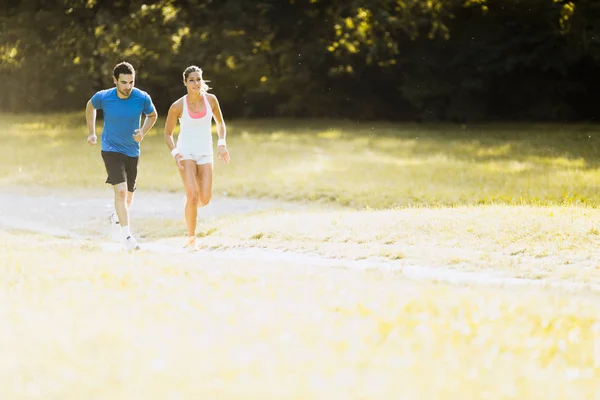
124, 236, 141, 252
109, 211, 121, 242
109, 211, 120, 225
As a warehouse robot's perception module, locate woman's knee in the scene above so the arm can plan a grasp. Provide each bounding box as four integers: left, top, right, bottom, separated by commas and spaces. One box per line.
197, 194, 211, 207
186, 190, 199, 206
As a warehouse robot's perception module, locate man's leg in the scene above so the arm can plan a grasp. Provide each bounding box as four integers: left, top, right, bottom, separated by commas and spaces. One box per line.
111, 190, 134, 226
127, 190, 134, 209
103, 150, 125, 229
113, 182, 131, 234
102, 151, 139, 251
121, 154, 141, 249
115, 184, 139, 251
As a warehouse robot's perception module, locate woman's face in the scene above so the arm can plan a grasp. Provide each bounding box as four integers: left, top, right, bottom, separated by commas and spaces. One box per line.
185, 71, 202, 93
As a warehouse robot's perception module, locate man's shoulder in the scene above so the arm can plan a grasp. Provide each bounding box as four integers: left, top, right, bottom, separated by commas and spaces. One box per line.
90, 88, 115, 108
131, 87, 152, 99
94, 88, 116, 98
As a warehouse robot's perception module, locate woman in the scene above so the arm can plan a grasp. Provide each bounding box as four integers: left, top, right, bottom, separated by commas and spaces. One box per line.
164, 65, 230, 250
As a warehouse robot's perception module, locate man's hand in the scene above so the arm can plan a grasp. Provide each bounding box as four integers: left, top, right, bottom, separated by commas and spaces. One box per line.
217, 145, 230, 164
87, 133, 97, 146
133, 129, 144, 143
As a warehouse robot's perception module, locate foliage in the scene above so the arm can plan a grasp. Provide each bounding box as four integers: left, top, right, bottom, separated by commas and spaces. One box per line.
0, 0, 598, 121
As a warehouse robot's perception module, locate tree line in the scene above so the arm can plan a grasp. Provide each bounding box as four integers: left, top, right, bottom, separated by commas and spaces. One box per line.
1, 0, 595, 122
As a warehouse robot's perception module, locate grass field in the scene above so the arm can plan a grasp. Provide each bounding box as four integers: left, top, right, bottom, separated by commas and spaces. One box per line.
1, 231, 600, 399
1, 112, 600, 207
1, 112, 600, 398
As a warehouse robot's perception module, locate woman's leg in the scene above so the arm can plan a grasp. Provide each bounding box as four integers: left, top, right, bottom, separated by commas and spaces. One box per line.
179, 160, 200, 237
196, 161, 213, 208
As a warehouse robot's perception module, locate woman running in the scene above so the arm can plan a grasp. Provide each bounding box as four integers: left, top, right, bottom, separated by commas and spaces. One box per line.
164, 65, 230, 250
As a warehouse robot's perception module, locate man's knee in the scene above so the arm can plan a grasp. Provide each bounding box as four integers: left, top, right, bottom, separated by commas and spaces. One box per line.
114, 184, 128, 201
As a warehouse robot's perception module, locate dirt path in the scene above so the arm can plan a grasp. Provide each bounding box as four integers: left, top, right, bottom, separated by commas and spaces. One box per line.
0, 185, 306, 239
1, 185, 599, 292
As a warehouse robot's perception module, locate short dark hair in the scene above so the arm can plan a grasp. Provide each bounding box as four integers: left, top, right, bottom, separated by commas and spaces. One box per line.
113, 61, 135, 79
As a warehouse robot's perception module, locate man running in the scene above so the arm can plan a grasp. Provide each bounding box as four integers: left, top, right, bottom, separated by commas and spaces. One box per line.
85, 61, 158, 251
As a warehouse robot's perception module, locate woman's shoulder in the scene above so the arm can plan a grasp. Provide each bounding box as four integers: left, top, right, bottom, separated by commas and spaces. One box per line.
170, 96, 185, 110
204, 92, 219, 105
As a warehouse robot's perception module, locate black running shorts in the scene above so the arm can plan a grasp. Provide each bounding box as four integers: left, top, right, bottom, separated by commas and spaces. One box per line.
101, 151, 139, 192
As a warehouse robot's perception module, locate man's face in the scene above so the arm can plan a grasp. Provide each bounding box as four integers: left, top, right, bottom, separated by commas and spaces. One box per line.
114, 73, 134, 98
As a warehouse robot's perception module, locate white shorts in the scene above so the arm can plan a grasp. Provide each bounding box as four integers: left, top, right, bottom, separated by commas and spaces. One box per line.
179, 152, 213, 165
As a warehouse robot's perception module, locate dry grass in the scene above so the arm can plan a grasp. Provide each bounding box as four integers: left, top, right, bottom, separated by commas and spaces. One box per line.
1, 231, 600, 399
131, 204, 600, 286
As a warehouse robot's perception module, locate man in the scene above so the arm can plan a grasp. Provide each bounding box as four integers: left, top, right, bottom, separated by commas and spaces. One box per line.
85, 61, 158, 251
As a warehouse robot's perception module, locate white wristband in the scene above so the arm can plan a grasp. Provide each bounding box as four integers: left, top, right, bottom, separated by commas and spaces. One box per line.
171, 148, 179, 157
217, 138, 226, 147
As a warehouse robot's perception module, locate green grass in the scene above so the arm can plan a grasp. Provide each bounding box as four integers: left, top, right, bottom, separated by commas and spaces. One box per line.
1, 230, 600, 399
1, 112, 600, 208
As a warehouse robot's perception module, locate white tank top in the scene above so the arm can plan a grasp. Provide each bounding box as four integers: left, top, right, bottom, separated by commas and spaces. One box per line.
177, 93, 213, 155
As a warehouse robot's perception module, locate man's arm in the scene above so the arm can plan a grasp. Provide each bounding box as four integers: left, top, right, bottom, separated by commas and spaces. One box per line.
141, 111, 158, 135
86, 100, 97, 146
133, 110, 158, 143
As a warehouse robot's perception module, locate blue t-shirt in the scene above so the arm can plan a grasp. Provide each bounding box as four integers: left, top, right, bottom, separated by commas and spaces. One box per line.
91, 87, 156, 157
